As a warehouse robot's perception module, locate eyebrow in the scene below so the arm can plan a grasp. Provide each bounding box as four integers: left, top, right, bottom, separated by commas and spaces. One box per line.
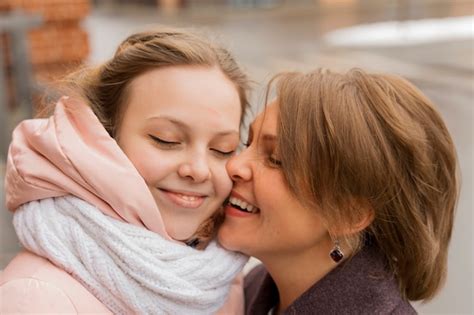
147, 116, 239, 136
261, 134, 277, 142
249, 121, 277, 142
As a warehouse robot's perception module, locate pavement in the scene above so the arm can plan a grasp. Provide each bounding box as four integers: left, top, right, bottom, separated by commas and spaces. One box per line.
1, 1, 473, 313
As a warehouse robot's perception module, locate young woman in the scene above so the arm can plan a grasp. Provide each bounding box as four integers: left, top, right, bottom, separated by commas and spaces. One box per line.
219, 68, 459, 314
1, 27, 250, 314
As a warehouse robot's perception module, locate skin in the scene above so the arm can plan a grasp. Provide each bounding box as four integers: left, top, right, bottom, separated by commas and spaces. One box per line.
116, 65, 242, 240
218, 102, 342, 311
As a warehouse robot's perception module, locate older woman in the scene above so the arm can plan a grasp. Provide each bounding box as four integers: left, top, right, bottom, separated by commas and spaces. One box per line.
218, 68, 459, 314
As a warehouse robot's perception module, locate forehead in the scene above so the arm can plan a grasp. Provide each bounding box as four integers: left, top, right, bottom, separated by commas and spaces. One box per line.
125, 65, 242, 128
253, 101, 279, 134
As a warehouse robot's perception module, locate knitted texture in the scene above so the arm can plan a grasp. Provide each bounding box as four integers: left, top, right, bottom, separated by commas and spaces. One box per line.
13, 196, 248, 315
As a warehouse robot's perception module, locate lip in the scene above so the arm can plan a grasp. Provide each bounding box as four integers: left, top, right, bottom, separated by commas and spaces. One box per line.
158, 188, 207, 209
224, 203, 256, 218
229, 191, 254, 205
224, 191, 259, 218
161, 188, 208, 197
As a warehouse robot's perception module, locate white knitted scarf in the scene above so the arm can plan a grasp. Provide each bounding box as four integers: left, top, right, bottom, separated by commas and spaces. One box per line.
13, 196, 248, 315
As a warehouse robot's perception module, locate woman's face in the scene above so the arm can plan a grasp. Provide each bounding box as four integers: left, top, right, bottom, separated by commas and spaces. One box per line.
218, 102, 331, 259
116, 66, 241, 240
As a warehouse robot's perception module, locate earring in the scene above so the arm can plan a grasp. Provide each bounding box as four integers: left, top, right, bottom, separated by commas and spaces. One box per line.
329, 239, 344, 263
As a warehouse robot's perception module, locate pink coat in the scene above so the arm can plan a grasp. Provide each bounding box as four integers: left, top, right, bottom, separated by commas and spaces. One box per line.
0, 251, 243, 314
1, 97, 243, 314
1, 251, 112, 314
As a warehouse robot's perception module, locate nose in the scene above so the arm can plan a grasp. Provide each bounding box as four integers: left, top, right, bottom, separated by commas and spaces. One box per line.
178, 152, 211, 183
226, 148, 252, 182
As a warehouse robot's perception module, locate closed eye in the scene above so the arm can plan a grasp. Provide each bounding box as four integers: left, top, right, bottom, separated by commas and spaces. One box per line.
149, 135, 180, 147
211, 148, 236, 157
268, 155, 282, 167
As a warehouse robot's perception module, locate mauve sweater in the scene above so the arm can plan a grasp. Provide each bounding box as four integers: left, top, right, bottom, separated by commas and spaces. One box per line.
244, 245, 417, 315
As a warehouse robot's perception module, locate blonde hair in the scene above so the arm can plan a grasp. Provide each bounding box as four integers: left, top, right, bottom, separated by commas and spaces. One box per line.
40, 26, 250, 249
271, 68, 458, 301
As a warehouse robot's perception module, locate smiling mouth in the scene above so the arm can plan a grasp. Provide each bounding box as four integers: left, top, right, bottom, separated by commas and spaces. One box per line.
159, 188, 206, 209
228, 196, 259, 214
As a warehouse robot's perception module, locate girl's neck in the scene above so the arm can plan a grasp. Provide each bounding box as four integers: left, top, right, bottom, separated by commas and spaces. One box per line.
261, 242, 345, 312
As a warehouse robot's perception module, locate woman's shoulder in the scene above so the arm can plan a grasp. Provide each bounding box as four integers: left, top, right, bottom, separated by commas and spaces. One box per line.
287, 245, 417, 314
0, 250, 110, 314
243, 247, 417, 315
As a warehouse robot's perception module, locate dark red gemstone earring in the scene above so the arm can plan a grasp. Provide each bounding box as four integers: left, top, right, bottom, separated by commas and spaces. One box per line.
329, 240, 344, 263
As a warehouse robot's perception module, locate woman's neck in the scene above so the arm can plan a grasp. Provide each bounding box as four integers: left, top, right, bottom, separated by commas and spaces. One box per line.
261, 242, 345, 312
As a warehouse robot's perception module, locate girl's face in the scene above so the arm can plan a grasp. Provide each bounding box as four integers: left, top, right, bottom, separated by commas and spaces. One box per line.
218, 102, 331, 259
116, 66, 241, 240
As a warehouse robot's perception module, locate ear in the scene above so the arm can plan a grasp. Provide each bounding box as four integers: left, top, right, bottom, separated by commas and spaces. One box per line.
330, 198, 375, 237
349, 204, 374, 235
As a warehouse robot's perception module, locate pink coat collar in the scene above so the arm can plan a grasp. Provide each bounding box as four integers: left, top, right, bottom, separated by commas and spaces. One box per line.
5, 97, 169, 239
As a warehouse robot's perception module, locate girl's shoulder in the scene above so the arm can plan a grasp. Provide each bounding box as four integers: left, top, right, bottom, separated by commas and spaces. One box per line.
0, 250, 110, 314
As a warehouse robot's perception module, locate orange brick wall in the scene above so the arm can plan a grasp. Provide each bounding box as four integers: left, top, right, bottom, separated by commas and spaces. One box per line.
3, 0, 91, 22
28, 25, 89, 66
1, 0, 91, 109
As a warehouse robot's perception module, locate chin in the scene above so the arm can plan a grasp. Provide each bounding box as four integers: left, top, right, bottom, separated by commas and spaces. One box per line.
165, 224, 196, 241
217, 225, 241, 252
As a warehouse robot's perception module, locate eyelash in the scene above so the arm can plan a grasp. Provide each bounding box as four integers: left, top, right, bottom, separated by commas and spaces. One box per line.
149, 135, 180, 148
212, 149, 235, 158
268, 156, 282, 167
150, 135, 235, 157
242, 138, 282, 167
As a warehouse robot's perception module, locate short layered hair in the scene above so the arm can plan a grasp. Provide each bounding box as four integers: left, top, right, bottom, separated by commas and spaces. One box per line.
270, 68, 459, 301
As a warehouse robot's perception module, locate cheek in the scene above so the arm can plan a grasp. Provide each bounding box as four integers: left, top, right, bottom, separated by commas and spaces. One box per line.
254, 169, 284, 206
265, 200, 328, 250
121, 141, 175, 184
256, 172, 325, 243
133, 158, 164, 185
212, 161, 233, 198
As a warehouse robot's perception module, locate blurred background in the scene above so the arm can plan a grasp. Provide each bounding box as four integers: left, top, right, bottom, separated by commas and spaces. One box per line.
0, 0, 472, 313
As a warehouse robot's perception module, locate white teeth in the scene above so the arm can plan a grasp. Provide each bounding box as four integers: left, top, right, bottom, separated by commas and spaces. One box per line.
229, 197, 257, 213
178, 194, 199, 201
